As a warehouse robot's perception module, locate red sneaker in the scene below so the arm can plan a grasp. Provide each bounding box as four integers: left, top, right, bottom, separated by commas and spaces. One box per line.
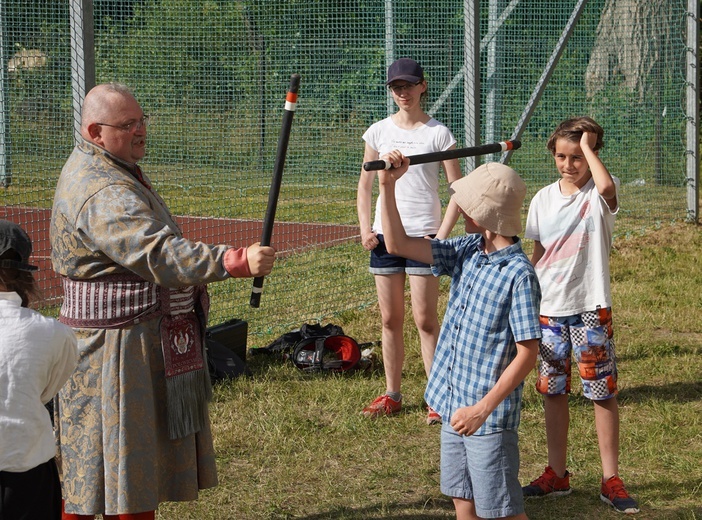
426, 406, 442, 425
601, 475, 640, 514
361, 394, 401, 417
522, 466, 572, 498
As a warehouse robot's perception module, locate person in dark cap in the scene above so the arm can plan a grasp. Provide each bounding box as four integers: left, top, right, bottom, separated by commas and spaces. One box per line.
357, 58, 463, 423
0, 219, 78, 520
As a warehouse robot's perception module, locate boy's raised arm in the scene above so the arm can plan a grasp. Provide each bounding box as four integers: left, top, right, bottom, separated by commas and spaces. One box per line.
581, 131, 617, 211
378, 151, 434, 265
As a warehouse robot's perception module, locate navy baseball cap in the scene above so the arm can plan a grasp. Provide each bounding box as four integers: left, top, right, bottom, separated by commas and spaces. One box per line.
386, 58, 424, 85
0, 220, 38, 271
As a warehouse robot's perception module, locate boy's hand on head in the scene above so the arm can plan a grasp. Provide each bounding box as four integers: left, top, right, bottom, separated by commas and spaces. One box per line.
581, 131, 597, 152
377, 150, 410, 186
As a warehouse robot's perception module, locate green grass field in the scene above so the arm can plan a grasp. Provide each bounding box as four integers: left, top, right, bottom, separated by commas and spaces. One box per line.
156, 221, 701, 519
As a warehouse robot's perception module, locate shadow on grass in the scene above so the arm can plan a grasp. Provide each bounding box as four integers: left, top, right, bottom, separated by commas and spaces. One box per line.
246, 350, 384, 375
525, 487, 702, 520
286, 497, 455, 519
633, 476, 702, 504
617, 342, 701, 362
277, 488, 702, 520
543, 382, 702, 407
618, 381, 702, 404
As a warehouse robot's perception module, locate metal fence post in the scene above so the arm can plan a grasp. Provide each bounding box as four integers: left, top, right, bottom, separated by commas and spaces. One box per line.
686, 0, 699, 223
485, 0, 505, 159
464, 0, 481, 173
384, 0, 395, 116
0, 2, 11, 188
69, 0, 96, 144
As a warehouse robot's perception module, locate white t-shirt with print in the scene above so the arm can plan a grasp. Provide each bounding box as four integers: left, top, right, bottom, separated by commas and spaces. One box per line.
363, 116, 456, 237
524, 176, 619, 316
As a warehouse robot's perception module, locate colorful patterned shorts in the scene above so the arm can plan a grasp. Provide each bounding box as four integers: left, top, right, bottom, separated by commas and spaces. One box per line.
535, 308, 618, 400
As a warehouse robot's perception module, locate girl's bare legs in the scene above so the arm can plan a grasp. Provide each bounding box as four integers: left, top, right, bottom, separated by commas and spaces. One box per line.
408, 274, 440, 377
375, 273, 407, 393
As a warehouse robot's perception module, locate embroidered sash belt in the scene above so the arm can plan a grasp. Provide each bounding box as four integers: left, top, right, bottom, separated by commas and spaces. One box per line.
59, 274, 196, 328
59, 273, 212, 439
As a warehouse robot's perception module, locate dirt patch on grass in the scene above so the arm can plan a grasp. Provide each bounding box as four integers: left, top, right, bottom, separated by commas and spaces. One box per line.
615, 220, 701, 251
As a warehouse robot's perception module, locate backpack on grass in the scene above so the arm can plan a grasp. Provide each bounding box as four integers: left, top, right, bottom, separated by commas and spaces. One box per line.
291, 334, 362, 372
249, 322, 345, 358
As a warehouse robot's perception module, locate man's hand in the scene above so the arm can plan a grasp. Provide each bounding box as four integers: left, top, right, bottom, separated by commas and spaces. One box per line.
450, 403, 490, 436
246, 242, 275, 277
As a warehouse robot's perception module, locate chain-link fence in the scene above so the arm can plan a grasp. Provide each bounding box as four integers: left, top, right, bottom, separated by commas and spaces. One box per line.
0, 0, 697, 342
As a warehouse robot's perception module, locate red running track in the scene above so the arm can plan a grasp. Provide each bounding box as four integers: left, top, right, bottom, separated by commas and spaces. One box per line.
1, 206, 359, 305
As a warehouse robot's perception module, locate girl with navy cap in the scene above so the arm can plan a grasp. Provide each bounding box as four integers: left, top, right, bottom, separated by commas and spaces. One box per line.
357, 58, 462, 423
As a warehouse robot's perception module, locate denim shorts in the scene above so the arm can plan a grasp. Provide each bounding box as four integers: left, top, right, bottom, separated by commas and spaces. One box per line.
440, 424, 524, 518
535, 307, 618, 400
369, 234, 433, 276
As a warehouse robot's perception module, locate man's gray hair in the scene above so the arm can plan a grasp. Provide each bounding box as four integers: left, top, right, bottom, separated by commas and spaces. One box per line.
100, 82, 135, 97
81, 82, 137, 131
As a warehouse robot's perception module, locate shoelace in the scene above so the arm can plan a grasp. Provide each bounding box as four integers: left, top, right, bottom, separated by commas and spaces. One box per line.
371, 395, 398, 411
532, 471, 556, 489
532, 469, 565, 490
605, 478, 630, 499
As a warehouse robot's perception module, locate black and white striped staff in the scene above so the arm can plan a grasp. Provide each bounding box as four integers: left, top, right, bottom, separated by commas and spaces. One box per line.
250, 73, 301, 308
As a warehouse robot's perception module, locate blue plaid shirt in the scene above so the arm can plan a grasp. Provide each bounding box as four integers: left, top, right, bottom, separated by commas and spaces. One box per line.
425, 234, 541, 435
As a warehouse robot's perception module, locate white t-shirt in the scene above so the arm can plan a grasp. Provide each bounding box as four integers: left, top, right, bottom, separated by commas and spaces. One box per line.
363, 116, 456, 237
0, 291, 77, 472
524, 176, 619, 316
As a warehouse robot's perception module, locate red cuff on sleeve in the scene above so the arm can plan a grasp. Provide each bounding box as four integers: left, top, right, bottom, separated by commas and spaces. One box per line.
223, 247, 252, 278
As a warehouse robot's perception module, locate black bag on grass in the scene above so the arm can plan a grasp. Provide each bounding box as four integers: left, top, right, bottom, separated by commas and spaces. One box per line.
249, 322, 344, 358
291, 334, 362, 372
207, 338, 251, 382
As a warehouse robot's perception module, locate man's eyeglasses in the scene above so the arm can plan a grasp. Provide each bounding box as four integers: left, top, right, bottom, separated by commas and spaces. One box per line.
96, 115, 150, 133
388, 82, 419, 94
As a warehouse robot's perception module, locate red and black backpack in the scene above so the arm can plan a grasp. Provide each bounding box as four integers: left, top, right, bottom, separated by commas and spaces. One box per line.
291, 334, 362, 372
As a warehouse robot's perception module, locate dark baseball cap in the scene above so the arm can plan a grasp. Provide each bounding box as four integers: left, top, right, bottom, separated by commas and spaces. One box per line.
386, 58, 424, 85
0, 220, 38, 271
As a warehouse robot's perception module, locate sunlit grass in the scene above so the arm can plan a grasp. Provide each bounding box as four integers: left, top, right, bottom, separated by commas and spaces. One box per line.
155, 221, 702, 519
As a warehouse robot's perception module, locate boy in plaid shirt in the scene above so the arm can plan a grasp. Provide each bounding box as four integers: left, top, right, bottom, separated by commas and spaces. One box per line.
378, 152, 541, 520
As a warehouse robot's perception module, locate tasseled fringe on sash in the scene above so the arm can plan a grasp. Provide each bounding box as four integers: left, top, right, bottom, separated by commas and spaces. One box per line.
166, 354, 213, 440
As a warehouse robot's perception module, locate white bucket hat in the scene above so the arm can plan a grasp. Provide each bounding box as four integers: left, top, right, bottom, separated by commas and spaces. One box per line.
449, 162, 526, 236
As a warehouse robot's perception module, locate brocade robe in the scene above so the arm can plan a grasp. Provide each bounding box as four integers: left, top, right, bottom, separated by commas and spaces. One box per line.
51, 140, 239, 515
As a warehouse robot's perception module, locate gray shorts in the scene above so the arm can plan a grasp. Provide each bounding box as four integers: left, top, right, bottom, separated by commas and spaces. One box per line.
440, 424, 525, 518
